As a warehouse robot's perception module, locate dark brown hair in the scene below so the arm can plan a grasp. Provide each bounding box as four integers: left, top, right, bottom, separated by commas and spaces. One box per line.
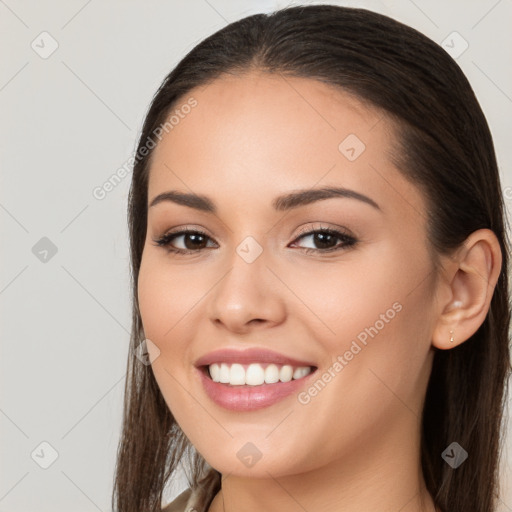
112, 5, 511, 511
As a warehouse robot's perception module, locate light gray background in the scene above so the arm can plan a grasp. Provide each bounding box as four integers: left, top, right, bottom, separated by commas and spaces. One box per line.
1, 0, 511, 510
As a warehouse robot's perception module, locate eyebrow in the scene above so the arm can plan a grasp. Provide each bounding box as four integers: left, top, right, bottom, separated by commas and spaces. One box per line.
149, 186, 381, 212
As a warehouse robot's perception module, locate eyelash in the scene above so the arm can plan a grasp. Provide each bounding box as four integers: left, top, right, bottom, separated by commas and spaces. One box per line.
152, 225, 357, 255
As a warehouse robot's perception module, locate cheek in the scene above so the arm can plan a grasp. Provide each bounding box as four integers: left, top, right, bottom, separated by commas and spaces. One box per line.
137, 253, 207, 412
137, 254, 199, 345
137, 257, 190, 398
281, 249, 406, 344
309, 240, 432, 345
288, 243, 433, 405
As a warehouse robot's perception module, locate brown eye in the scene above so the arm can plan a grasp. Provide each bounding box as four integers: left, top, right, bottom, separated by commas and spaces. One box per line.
152, 229, 216, 254
152, 226, 357, 256
291, 227, 357, 253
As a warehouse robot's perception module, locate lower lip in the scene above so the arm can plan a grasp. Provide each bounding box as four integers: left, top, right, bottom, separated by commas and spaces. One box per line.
196, 366, 317, 411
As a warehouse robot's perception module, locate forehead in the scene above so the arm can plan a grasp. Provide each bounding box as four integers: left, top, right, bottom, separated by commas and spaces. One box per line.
147, 71, 425, 222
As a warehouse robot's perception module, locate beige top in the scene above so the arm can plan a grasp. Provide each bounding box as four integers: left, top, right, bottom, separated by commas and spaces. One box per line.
162, 467, 221, 512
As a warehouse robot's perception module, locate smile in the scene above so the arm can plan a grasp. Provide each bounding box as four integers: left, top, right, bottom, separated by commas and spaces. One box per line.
197, 364, 318, 411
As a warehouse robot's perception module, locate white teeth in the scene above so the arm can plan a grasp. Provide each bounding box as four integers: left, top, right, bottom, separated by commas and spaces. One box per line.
208, 362, 313, 386
246, 363, 265, 386
293, 366, 311, 379
230, 364, 245, 385
265, 364, 280, 384
279, 365, 293, 383
218, 363, 230, 384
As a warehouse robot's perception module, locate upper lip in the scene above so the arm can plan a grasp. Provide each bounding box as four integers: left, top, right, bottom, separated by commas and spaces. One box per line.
194, 348, 317, 368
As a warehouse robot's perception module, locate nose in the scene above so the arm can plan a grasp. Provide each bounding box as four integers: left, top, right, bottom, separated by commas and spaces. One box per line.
207, 246, 286, 335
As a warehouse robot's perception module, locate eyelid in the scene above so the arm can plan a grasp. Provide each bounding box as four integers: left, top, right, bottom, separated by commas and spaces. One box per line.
157, 224, 213, 239
152, 225, 216, 247
293, 222, 354, 240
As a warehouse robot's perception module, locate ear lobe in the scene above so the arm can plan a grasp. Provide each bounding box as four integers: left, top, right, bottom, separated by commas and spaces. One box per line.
431, 229, 502, 350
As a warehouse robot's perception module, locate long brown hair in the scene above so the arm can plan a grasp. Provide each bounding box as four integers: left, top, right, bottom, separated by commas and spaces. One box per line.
112, 5, 511, 511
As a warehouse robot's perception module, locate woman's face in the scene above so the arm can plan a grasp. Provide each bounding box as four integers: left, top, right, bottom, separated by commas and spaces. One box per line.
138, 71, 441, 477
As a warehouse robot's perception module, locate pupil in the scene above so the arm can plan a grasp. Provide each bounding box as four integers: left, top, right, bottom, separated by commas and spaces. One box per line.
315, 232, 335, 249
185, 233, 206, 250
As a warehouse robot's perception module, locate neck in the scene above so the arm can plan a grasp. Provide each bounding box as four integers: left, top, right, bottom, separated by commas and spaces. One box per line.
208, 409, 437, 512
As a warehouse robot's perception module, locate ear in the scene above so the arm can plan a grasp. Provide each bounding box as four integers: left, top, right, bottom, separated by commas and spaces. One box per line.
432, 228, 502, 350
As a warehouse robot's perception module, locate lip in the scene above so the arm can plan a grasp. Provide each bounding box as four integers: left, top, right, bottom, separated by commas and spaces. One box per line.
194, 348, 318, 411
194, 347, 317, 368
196, 364, 318, 411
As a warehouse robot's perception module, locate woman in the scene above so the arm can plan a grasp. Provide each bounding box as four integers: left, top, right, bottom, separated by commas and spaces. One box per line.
112, 5, 511, 512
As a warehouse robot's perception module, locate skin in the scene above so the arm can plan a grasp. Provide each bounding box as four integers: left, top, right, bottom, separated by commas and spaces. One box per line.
137, 71, 502, 512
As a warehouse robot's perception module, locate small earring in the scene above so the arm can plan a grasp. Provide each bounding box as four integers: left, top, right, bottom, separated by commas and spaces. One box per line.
449, 330, 454, 343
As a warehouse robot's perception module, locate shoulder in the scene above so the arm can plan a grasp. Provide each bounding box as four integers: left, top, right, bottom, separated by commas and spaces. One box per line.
161, 487, 193, 512
162, 468, 221, 512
